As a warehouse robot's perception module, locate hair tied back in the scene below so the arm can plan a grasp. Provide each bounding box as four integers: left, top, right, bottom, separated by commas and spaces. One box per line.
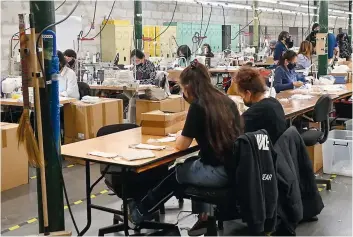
190, 59, 198, 69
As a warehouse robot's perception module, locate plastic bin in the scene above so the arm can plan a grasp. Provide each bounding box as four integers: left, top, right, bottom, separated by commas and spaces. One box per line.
345, 120, 352, 130
323, 130, 352, 177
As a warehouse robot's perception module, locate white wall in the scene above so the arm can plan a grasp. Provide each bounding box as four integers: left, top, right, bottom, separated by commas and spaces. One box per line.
1, 0, 349, 76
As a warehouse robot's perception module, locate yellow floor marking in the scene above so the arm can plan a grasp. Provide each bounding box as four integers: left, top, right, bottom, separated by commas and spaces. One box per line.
64, 205, 68, 210
9, 225, 20, 231
27, 218, 37, 224
91, 195, 96, 199
74, 200, 83, 205
100, 190, 108, 194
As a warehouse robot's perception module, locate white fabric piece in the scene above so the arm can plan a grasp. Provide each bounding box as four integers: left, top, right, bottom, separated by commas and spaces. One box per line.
291, 94, 314, 100
88, 151, 119, 158
118, 150, 156, 161
81, 96, 100, 104
132, 143, 166, 150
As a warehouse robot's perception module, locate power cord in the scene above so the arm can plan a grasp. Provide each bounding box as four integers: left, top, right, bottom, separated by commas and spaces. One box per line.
55, 0, 67, 11
81, 0, 97, 39
231, 10, 263, 41
152, 1, 177, 41
82, 0, 116, 40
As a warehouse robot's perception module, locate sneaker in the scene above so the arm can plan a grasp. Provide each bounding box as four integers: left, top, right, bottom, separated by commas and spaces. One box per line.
127, 199, 144, 229
187, 218, 210, 236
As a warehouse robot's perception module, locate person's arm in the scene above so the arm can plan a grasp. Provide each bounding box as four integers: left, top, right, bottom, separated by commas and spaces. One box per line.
148, 62, 157, 83
227, 79, 238, 95
273, 45, 281, 62
176, 103, 201, 150
273, 67, 293, 93
60, 69, 79, 99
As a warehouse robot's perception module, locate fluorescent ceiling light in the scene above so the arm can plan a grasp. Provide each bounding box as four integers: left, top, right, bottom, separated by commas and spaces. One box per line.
226, 3, 252, 10
332, 9, 346, 14
279, 2, 300, 7
299, 5, 318, 9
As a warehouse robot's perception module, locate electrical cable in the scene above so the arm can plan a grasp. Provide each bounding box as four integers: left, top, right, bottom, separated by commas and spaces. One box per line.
231, 10, 263, 41
82, 0, 116, 40
152, 1, 177, 41
191, 3, 212, 55
55, 0, 67, 11
81, 0, 97, 39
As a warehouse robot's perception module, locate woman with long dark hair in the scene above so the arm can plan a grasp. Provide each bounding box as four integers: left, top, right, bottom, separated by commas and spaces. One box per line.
128, 60, 243, 235
273, 50, 304, 93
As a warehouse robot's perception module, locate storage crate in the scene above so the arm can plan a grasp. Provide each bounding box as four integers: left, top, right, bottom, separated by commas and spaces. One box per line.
323, 130, 353, 177
345, 119, 352, 130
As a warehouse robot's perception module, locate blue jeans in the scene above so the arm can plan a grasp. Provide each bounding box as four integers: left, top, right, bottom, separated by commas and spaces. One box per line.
176, 157, 228, 213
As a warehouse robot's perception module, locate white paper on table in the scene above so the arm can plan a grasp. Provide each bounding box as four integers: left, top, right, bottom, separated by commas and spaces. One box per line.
168, 133, 177, 137
291, 94, 314, 100
118, 150, 156, 161
132, 143, 166, 150
88, 151, 119, 158
157, 137, 176, 143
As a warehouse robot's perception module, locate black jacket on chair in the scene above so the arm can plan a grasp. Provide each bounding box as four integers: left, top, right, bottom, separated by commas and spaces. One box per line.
227, 129, 278, 234
274, 126, 324, 234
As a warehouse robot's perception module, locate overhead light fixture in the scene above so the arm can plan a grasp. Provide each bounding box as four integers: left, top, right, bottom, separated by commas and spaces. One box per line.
279, 2, 300, 7
332, 9, 346, 14
227, 3, 252, 10
299, 5, 317, 9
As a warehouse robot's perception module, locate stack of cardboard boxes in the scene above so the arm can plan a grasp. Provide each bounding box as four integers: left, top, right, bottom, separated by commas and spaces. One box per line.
63, 98, 123, 164
136, 95, 189, 125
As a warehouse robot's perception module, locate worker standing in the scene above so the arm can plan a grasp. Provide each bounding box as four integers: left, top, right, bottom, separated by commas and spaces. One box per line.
306, 23, 320, 51
266, 40, 277, 57
273, 31, 293, 64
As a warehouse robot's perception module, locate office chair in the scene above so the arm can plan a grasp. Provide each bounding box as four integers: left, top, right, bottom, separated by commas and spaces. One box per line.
300, 95, 333, 190
97, 124, 169, 235
77, 81, 91, 99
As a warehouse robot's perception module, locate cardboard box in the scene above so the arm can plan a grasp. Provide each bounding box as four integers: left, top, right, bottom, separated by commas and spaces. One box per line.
136, 95, 189, 125
306, 144, 323, 173
329, 72, 352, 83
1, 122, 29, 191
141, 110, 187, 136
64, 98, 123, 142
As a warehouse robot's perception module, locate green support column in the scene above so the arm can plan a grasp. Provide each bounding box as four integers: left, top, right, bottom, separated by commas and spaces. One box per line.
30, 1, 65, 233
349, 0, 352, 42
134, 0, 143, 50
318, 0, 328, 77
313, 1, 318, 23
252, 0, 259, 53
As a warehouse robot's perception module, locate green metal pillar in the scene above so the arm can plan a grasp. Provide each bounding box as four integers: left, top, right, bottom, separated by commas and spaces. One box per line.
134, 0, 143, 50
30, 1, 65, 233
349, 0, 352, 42
313, 1, 318, 23
318, 0, 328, 77
252, 0, 259, 53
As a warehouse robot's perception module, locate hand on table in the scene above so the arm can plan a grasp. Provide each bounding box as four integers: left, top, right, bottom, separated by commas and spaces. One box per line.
293, 81, 303, 88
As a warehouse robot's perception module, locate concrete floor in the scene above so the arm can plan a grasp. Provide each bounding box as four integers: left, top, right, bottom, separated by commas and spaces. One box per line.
1, 160, 352, 236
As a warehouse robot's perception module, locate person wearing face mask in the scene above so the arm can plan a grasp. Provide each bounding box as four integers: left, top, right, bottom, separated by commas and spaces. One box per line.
127, 60, 243, 236
337, 33, 352, 61
306, 23, 320, 50
57, 50, 80, 99
176, 45, 192, 67
266, 40, 277, 57
234, 67, 287, 144
274, 50, 304, 93
130, 49, 156, 85
273, 31, 293, 64
63, 49, 77, 71
200, 43, 214, 57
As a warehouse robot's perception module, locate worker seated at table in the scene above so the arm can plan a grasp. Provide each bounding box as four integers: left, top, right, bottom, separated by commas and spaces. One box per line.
176, 45, 192, 67
200, 43, 214, 58
130, 49, 157, 85
265, 40, 277, 58
234, 67, 287, 144
273, 31, 293, 64
297, 41, 313, 70
57, 50, 80, 99
127, 59, 243, 235
274, 50, 304, 93
63, 49, 77, 71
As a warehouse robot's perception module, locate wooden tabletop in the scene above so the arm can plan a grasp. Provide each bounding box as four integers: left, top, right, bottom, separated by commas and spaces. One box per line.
89, 84, 156, 91
61, 127, 199, 173
0, 97, 77, 107
278, 83, 352, 118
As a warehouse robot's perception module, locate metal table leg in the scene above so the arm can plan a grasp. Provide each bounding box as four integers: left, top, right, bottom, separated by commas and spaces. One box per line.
79, 160, 92, 236
124, 91, 137, 124
121, 168, 130, 236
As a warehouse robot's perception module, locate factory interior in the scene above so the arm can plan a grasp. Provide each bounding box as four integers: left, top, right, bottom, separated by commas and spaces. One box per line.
1, 0, 353, 236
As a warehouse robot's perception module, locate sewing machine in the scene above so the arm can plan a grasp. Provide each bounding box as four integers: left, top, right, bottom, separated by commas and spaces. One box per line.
1, 77, 22, 98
